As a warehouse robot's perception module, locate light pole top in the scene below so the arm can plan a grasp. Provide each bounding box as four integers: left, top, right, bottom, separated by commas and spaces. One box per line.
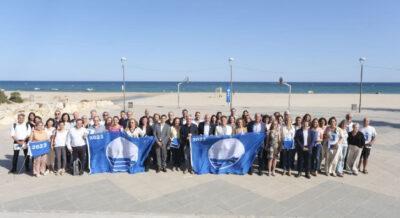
359, 57, 366, 64
228, 57, 234, 62
121, 57, 127, 63
279, 77, 284, 85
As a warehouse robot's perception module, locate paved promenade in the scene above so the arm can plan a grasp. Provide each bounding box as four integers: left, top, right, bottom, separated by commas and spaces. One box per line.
0, 107, 399, 217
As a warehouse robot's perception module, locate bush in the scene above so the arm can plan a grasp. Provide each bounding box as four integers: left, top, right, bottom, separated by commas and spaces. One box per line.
0, 90, 7, 104
9, 92, 23, 103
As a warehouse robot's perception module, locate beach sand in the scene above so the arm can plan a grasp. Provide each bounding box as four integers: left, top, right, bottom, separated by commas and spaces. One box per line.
0, 91, 399, 216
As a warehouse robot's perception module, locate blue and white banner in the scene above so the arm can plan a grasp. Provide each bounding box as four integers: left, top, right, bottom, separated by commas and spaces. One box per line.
191, 133, 265, 175
87, 131, 155, 174
226, 86, 231, 103
29, 141, 51, 158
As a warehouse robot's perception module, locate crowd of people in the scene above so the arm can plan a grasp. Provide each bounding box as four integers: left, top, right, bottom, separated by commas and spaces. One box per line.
9, 108, 377, 179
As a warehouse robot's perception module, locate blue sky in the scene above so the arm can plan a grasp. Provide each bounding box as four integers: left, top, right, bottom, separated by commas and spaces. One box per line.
0, 0, 399, 82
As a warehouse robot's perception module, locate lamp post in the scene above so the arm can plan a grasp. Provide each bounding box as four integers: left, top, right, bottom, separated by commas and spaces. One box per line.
121, 57, 127, 112
358, 57, 366, 113
228, 57, 234, 110
177, 76, 189, 108
279, 77, 292, 111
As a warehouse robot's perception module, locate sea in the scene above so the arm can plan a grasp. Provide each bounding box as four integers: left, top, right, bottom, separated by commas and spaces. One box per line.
0, 81, 399, 94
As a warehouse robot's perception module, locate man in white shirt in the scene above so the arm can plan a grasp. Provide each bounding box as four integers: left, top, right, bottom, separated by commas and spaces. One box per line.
9, 113, 32, 173
345, 113, 354, 132
215, 116, 233, 136
66, 119, 88, 175
359, 117, 377, 174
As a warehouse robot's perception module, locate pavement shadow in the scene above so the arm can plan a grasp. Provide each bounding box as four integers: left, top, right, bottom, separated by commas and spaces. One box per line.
364, 107, 400, 112
0, 154, 12, 171
354, 120, 400, 129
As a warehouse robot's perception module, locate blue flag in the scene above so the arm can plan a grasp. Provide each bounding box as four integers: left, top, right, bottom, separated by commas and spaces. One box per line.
191, 133, 265, 175
87, 131, 155, 174
226, 86, 231, 103
29, 141, 51, 158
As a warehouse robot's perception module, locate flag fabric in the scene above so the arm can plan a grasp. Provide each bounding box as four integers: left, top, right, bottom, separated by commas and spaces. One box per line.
190, 133, 265, 175
28, 141, 51, 158
87, 131, 155, 174
226, 86, 231, 103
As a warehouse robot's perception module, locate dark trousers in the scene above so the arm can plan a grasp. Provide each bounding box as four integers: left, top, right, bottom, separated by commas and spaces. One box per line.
11, 148, 30, 171
66, 149, 72, 171
171, 147, 180, 167
297, 148, 311, 174
72, 146, 86, 171
281, 149, 294, 171
311, 145, 322, 172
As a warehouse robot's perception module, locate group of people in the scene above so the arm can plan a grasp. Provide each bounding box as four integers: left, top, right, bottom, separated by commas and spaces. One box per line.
9, 107, 377, 179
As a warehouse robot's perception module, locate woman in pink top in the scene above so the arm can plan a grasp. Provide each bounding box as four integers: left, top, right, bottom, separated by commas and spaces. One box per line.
109, 116, 122, 132
30, 121, 49, 177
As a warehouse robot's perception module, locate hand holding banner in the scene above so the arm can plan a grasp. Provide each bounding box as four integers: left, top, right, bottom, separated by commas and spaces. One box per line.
29, 141, 51, 158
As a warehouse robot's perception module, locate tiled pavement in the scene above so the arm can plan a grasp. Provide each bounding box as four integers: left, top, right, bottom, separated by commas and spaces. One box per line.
2, 178, 399, 217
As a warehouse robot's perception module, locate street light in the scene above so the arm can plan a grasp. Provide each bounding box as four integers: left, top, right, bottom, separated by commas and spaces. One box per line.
177, 76, 189, 108
121, 57, 127, 112
228, 57, 234, 110
358, 57, 366, 113
279, 77, 292, 111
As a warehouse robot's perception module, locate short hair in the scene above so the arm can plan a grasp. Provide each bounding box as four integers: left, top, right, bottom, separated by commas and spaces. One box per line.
161, 114, 167, 119
17, 113, 25, 118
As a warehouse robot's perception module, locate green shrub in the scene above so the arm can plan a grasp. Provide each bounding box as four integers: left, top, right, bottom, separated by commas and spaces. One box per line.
9, 92, 23, 103
0, 90, 7, 104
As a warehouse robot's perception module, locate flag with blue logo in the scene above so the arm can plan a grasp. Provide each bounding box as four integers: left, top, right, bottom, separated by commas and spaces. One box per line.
191, 133, 265, 175
29, 141, 51, 157
226, 86, 231, 103
87, 131, 155, 174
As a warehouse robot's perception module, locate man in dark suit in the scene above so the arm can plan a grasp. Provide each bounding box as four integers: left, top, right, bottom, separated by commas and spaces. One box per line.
179, 109, 189, 125
180, 115, 198, 174
294, 120, 314, 179
247, 113, 267, 176
154, 115, 171, 173
198, 114, 216, 136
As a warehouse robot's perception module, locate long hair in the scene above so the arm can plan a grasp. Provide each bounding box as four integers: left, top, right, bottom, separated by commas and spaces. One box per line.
61, 113, 71, 123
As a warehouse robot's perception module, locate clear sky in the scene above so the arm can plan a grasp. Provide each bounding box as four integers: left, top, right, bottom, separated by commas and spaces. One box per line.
0, 0, 399, 82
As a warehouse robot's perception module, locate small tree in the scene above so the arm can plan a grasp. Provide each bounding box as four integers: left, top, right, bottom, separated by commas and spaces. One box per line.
0, 90, 7, 104
9, 92, 23, 103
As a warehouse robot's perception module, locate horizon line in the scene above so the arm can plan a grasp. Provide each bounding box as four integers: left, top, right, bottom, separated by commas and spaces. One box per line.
0, 80, 399, 83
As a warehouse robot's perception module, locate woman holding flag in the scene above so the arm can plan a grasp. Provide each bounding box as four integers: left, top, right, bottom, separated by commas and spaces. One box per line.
30, 121, 50, 177
125, 119, 144, 138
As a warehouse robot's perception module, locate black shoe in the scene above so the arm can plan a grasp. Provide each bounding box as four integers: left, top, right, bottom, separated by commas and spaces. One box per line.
175, 167, 180, 171
156, 168, 160, 173
162, 168, 167, 173
258, 171, 263, 176
188, 169, 193, 174
305, 174, 311, 179
145, 167, 149, 172
248, 169, 253, 175
295, 173, 302, 178
8, 170, 16, 174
